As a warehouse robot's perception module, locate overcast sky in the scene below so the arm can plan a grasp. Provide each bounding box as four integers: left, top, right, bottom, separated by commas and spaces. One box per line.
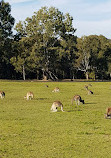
5, 0, 111, 39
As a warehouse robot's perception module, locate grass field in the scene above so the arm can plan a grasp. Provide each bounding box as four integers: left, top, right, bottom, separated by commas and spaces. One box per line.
0, 81, 111, 158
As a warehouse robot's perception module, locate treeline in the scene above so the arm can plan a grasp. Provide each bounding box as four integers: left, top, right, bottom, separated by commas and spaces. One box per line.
0, 0, 111, 80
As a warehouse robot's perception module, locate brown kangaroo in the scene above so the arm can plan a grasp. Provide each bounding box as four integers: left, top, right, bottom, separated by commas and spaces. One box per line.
71, 95, 84, 105
84, 85, 93, 95
51, 101, 64, 112
52, 87, 60, 92
24, 92, 34, 100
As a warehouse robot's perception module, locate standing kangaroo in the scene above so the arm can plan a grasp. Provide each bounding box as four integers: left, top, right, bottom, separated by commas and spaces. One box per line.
24, 92, 34, 100
0, 91, 5, 99
71, 95, 84, 105
51, 101, 64, 112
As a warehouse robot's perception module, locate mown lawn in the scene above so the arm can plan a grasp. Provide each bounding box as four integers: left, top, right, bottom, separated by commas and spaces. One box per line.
0, 81, 111, 158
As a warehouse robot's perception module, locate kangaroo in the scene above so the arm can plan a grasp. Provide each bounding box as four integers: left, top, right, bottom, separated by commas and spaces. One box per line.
52, 87, 60, 92
71, 95, 84, 105
105, 107, 111, 119
84, 85, 93, 95
0, 91, 5, 99
87, 89, 93, 95
51, 101, 64, 112
84, 85, 88, 90
24, 92, 34, 100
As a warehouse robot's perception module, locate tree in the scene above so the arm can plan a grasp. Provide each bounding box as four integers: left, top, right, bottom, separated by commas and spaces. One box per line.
14, 6, 77, 80
76, 36, 91, 80
76, 35, 111, 80
103, 40, 111, 78
0, 0, 15, 78
58, 34, 77, 79
88, 35, 110, 79
11, 37, 34, 80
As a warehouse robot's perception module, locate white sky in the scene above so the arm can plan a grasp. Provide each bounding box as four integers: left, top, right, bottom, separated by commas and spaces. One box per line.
5, 0, 111, 39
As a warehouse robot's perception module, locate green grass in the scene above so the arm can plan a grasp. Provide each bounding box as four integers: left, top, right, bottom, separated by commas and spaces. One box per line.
0, 81, 111, 158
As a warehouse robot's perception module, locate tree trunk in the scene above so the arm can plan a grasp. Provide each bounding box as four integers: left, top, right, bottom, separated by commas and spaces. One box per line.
36, 70, 39, 80
86, 72, 89, 80
94, 74, 96, 80
73, 73, 75, 79
43, 75, 47, 80
63, 71, 65, 79
23, 65, 25, 80
42, 69, 47, 80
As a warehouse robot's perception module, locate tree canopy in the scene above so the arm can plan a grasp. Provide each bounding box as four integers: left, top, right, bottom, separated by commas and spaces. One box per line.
11, 6, 77, 80
0, 0, 15, 79
0, 2, 111, 80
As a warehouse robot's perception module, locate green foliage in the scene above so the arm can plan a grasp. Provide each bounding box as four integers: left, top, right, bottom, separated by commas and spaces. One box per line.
0, 0, 15, 37
0, 81, 111, 158
0, 2, 111, 80
0, 0, 15, 78
89, 71, 96, 80
76, 35, 111, 79
13, 6, 77, 80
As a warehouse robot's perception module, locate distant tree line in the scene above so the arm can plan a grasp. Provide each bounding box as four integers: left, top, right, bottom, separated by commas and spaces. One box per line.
0, 0, 111, 80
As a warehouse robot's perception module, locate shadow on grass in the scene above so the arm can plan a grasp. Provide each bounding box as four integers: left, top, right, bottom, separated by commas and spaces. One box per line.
85, 102, 97, 105
77, 132, 93, 135
66, 109, 83, 112
54, 110, 82, 113
34, 98, 48, 100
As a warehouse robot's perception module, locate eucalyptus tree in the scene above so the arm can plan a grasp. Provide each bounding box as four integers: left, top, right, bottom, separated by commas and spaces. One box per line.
11, 37, 34, 80
76, 35, 111, 80
58, 34, 77, 79
87, 35, 111, 79
102, 39, 111, 78
76, 36, 91, 80
14, 6, 76, 80
93, 35, 110, 79
0, 0, 15, 78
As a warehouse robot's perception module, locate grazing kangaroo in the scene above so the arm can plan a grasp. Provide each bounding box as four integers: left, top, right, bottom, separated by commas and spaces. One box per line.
51, 101, 64, 112
105, 107, 111, 119
52, 87, 60, 92
87, 89, 93, 95
24, 92, 34, 100
71, 95, 84, 105
84, 85, 93, 95
0, 91, 5, 99
84, 85, 88, 90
